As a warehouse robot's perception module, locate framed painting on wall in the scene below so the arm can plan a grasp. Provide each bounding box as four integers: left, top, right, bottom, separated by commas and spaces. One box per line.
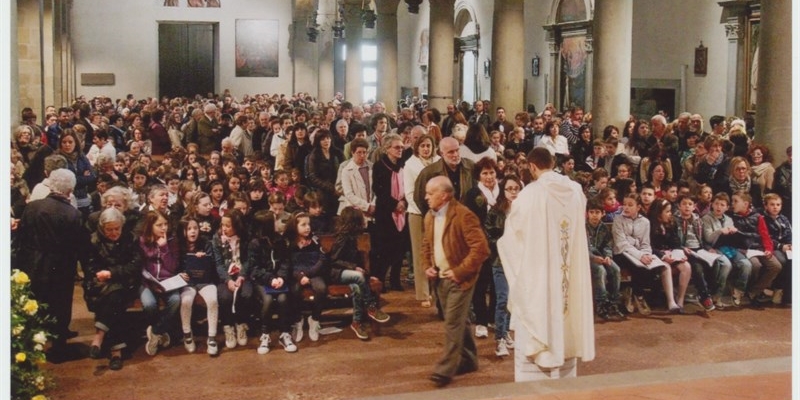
235, 19, 279, 77
744, 16, 760, 113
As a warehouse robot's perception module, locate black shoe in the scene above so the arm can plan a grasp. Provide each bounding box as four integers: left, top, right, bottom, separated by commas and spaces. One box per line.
47, 345, 82, 364
456, 363, 478, 375
429, 373, 452, 387
109, 356, 123, 371
596, 305, 610, 320
89, 345, 102, 359
753, 293, 773, 304
390, 283, 404, 291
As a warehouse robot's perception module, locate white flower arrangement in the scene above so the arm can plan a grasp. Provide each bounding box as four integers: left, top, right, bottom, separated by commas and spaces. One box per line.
10, 269, 55, 400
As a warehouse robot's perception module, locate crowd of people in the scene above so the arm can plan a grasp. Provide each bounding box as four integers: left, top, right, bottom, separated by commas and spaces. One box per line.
9, 91, 792, 375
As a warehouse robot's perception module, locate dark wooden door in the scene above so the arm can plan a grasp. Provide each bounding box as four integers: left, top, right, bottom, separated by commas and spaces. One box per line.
159, 23, 215, 98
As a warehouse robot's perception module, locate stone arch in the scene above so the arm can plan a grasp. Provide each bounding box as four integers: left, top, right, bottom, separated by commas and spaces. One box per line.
545, 0, 594, 25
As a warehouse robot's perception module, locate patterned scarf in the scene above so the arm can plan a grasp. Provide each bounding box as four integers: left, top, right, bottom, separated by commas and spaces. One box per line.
391, 169, 405, 231
729, 175, 751, 194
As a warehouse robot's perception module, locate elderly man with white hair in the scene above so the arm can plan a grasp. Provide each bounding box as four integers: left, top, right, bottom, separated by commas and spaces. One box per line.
15, 168, 84, 362
196, 103, 219, 154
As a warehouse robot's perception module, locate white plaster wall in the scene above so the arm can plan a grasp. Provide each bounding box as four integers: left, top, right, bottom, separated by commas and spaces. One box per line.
631, 0, 729, 120
71, 0, 293, 100
524, 0, 551, 112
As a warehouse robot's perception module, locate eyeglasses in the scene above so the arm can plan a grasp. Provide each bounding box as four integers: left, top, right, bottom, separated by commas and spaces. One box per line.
391, 145, 404, 150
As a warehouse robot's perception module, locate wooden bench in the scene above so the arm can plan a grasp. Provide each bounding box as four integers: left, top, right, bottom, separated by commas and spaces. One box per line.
304, 232, 383, 303
126, 232, 382, 312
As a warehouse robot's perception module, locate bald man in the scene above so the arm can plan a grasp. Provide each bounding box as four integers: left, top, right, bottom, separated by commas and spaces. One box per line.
423, 176, 489, 387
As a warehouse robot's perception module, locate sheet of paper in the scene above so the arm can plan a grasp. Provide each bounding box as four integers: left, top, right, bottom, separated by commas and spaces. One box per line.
745, 249, 766, 258
158, 274, 188, 292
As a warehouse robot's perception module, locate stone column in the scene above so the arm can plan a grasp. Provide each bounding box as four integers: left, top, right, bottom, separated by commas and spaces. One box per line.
344, 0, 363, 104
375, 0, 400, 108
591, 0, 632, 136
755, 0, 792, 163
10, 0, 20, 124
723, 20, 742, 116
317, 0, 335, 101
490, 0, 524, 113
427, 0, 455, 111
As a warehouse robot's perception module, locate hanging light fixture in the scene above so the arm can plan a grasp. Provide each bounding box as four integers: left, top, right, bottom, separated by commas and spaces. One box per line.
333, 1, 345, 39
405, 0, 423, 14
361, 0, 376, 29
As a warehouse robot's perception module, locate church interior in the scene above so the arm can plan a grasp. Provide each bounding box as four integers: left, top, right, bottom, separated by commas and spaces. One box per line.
6, 0, 798, 399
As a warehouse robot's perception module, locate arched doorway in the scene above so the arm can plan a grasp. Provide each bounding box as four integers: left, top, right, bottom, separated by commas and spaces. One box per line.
543, 0, 594, 112
454, 5, 479, 104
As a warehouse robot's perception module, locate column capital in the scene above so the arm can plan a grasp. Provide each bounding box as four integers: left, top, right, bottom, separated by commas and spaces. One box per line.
547, 40, 559, 55
724, 21, 742, 41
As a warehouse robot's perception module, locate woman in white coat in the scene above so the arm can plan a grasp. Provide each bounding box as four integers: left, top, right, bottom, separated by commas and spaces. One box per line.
403, 134, 440, 307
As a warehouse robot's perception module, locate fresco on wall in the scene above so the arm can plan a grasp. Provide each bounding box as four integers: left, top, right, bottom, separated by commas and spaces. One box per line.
559, 36, 586, 110
235, 19, 279, 77
556, 0, 586, 23
164, 0, 220, 6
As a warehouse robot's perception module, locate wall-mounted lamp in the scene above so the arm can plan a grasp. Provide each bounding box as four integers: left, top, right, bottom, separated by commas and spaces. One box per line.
332, 1, 345, 39
361, 0, 376, 29
532, 55, 540, 76
484, 59, 491, 78
405, 0, 423, 14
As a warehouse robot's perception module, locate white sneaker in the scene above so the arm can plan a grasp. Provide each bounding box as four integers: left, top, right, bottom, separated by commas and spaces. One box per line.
773, 289, 784, 305
223, 325, 236, 349
145, 326, 160, 356
495, 339, 510, 357
257, 333, 270, 355
308, 316, 320, 342
207, 338, 219, 356
236, 323, 249, 347
475, 325, 489, 338
183, 333, 196, 353
503, 333, 514, 349
279, 332, 297, 353
159, 332, 171, 348
292, 319, 304, 343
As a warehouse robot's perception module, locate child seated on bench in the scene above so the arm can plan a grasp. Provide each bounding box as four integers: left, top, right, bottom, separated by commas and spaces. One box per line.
328, 208, 390, 341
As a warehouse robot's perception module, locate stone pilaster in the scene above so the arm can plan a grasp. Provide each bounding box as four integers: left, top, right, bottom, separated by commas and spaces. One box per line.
755, 0, 792, 162
375, 0, 400, 108
427, 0, 455, 111
590, 0, 633, 135
490, 0, 524, 113
344, 0, 363, 104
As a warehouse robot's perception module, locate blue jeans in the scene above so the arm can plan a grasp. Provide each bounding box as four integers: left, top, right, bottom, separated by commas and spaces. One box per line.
338, 269, 376, 322
707, 254, 733, 297
727, 251, 753, 292
139, 286, 181, 336
492, 266, 510, 340
590, 260, 621, 304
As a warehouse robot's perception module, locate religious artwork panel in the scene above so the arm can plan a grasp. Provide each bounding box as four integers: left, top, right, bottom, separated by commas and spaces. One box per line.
745, 17, 760, 113
559, 36, 586, 110
235, 19, 279, 77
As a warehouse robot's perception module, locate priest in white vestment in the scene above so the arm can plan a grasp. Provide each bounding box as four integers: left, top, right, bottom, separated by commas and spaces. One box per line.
498, 148, 594, 381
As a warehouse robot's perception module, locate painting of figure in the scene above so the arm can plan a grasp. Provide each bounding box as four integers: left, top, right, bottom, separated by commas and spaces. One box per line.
560, 36, 586, 109
235, 19, 279, 77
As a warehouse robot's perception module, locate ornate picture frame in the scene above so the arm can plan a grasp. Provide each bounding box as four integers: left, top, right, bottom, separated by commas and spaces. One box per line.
694, 43, 707, 75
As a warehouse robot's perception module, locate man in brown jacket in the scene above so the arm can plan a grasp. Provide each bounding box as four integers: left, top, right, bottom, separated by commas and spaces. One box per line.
423, 176, 489, 387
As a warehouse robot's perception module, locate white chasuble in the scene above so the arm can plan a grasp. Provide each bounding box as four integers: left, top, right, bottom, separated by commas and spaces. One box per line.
498, 170, 595, 369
